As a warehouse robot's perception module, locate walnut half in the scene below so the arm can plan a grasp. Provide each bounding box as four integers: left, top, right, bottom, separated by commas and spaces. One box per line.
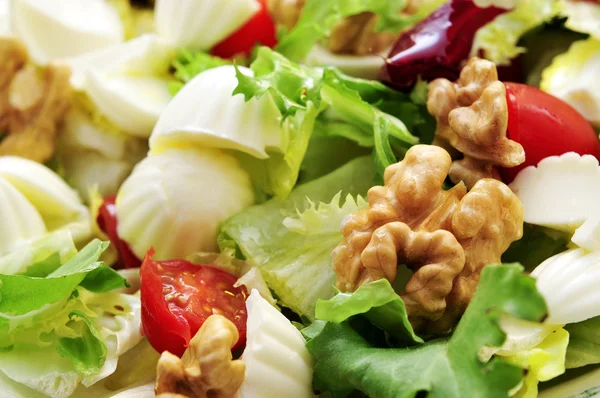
333, 144, 524, 331
0, 38, 71, 163
427, 57, 525, 189
155, 315, 246, 398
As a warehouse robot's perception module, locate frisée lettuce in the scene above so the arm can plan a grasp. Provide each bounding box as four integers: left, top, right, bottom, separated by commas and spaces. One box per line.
304, 264, 549, 397
220, 156, 376, 319
234, 46, 420, 197
0, 238, 141, 398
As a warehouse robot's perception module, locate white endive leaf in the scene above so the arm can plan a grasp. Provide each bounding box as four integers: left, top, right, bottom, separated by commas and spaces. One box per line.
510, 153, 600, 250
60, 107, 128, 161
11, 0, 124, 65
0, 177, 46, 255
541, 38, 600, 127
154, 0, 260, 50
239, 290, 314, 398
61, 151, 133, 200
150, 65, 287, 159
304, 45, 387, 80
0, 156, 91, 240
116, 148, 254, 260
68, 34, 175, 138
532, 248, 600, 324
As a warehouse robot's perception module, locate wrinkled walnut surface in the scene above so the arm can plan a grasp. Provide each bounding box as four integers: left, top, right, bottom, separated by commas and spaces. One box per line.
333, 145, 524, 331
155, 315, 245, 398
267, 0, 396, 55
427, 57, 525, 188
0, 38, 71, 162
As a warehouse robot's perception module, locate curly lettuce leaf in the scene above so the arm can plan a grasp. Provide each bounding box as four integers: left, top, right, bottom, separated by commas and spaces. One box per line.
565, 316, 600, 369
275, 0, 413, 62
0, 290, 141, 398
306, 264, 548, 397
234, 47, 419, 196
220, 157, 375, 319
315, 279, 423, 345
472, 0, 560, 65
168, 49, 231, 95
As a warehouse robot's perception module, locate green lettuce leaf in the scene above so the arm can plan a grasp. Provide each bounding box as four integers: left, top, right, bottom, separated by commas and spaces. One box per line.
565, 316, 600, 369
168, 49, 231, 95
502, 328, 569, 398
315, 279, 423, 345
298, 134, 371, 183
0, 240, 127, 320
220, 156, 375, 319
234, 47, 419, 196
472, 0, 561, 65
306, 264, 548, 397
275, 0, 414, 62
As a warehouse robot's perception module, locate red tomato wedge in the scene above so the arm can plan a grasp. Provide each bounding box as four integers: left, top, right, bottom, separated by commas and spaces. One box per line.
502, 82, 600, 182
140, 250, 248, 357
96, 196, 141, 269
211, 0, 277, 58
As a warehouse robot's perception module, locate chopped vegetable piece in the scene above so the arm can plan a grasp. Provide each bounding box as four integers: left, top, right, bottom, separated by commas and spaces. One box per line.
212, 0, 277, 58
140, 250, 248, 357
382, 0, 507, 89
502, 82, 600, 182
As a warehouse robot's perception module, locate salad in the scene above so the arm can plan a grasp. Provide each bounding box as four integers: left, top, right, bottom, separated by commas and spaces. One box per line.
1, 0, 600, 397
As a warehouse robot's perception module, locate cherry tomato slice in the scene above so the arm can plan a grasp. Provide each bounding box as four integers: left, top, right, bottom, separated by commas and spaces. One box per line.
502, 82, 600, 182
97, 196, 141, 269
140, 250, 248, 357
211, 0, 277, 59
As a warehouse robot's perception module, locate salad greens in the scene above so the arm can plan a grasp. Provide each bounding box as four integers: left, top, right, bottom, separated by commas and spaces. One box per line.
315, 279, 423, 345
221, 156, 375, 319
565, 317, 600, 370
0, 236, 139, 398
275, 0, 415, 62
305, 264, 548, 397
168, 49, 231, 95
472, 0, 560, 65
234, 46, 423, 196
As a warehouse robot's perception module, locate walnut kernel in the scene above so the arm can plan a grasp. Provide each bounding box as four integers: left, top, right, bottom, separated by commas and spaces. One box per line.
155, 315, 246, 398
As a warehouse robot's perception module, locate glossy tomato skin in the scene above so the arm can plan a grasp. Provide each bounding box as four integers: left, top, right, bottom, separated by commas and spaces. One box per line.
503, 82, 600, 182
140, 251, 248, 357
96, 196, 141, 269
211, 0, 277, 59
